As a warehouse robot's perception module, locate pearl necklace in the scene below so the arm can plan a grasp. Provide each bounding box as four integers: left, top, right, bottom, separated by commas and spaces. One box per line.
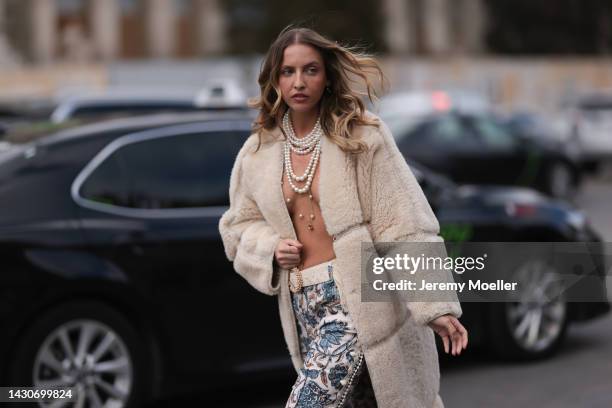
283, 111, 322, 155
281, 110, 322, 232
282, 110, 322, 194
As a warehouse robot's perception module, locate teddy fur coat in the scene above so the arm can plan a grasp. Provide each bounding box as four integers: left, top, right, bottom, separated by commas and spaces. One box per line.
218, 110, 463, 408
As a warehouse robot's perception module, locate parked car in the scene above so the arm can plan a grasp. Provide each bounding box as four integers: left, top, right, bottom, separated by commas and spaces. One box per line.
503, 110, 594, 174
0, 100, 56, 137
0, 111, 286, 408
561, 91, 612, 171
411, 160, 609, 359
50, 82, 249, 124
0, 81, 249, 139
384, 111, 583, 199
0, 82, 250, 152
0, 112, 608, 407
376, 90, 492, 137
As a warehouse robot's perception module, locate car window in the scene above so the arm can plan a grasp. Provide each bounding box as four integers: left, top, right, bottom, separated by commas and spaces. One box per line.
80, 153, 130, 207
402, 115, 478, 149
506, 114, 560, 140
468, 116, 517, 150
382, 115, 422, 141
578, 102, 612, 125
80, 130, 248, 209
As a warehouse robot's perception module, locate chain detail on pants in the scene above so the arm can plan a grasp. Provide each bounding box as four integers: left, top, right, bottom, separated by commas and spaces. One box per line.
285, 277, 377, 408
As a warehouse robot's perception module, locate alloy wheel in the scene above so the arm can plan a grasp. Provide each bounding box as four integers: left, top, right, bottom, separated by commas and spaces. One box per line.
505, 260, 567, 353
33, 319, 133, 408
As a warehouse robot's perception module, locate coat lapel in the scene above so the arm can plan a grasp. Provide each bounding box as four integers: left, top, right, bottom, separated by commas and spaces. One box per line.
318, 128, 365, 235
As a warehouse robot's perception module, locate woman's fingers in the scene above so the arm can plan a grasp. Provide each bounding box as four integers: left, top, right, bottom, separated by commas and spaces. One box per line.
461, 326, 468, 350
280, 246, 299, 254
280, 253, 301, 268
447, 318, 465, 356
455, 332, 465, 355
288, 239, 303, 248
442, 335, 450, 354
274, 239, 303, 269
282, 253, 300, 262
450, 317, 469, 352
442, 319, 456, 355
432, 316, 468, 356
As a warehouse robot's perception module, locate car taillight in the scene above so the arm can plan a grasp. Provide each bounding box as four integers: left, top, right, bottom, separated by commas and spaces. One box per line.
505, 202, 538, 217
431, 91, 451, 112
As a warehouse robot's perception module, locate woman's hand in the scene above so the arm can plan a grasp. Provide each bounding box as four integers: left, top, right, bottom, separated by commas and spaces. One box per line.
427, 314, 468, 356
274, 239, 303, 270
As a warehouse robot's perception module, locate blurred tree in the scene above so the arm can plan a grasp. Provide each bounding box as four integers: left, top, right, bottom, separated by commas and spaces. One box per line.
223, 0, 385, 54
485, 0, 612, 54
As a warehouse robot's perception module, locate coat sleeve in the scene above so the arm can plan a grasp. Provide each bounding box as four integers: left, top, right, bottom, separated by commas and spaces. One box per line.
366, 117, 463, 326
218, 136, 282, 296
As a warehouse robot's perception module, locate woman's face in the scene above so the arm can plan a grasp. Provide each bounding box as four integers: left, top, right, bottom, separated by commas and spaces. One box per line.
278, 43, 327, 115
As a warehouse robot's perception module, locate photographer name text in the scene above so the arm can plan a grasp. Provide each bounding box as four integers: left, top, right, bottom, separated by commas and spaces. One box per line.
372, 279, 517, 292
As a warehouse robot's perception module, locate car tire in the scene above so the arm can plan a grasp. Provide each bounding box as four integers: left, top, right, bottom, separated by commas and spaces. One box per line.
486, 259, 569, 360
7, 300, 150, 408
546, 162, 575, 199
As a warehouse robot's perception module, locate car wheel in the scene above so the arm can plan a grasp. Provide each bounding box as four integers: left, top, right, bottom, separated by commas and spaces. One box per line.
547, 162, 574, 199
8, 300, 150, 408
487, 259, 569, 360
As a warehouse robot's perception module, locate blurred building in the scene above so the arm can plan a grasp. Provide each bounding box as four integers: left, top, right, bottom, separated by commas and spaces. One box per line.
1, 0, 228, 64
0, 0, 610, 110
0, 0, 489, 65
384, 0, 486, 55
1, 0, 611, 65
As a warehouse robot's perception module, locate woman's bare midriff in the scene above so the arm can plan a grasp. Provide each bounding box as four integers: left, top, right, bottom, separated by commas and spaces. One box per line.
282, 149, 336, 270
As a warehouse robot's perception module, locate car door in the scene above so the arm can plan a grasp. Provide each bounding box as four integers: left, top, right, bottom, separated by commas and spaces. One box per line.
73, 121, 290, 381
398, 114, 483, 183
464, 114, 529, 186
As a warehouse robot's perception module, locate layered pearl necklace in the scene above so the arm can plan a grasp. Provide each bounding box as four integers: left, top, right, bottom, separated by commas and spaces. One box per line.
282, 110, 322, 194
281, 110, 322, 232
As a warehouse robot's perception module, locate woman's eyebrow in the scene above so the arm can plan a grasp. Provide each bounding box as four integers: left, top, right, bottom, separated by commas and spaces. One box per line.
281, 61, 321, 69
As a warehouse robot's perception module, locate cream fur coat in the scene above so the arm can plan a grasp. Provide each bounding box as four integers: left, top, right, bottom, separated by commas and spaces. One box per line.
218, 110, 462, 408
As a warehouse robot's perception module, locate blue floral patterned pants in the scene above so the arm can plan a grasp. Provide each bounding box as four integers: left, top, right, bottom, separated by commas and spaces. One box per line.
285, 276, 378, 408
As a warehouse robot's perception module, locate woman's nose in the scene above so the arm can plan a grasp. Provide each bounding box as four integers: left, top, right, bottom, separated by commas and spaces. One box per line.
293, 72, 305, 89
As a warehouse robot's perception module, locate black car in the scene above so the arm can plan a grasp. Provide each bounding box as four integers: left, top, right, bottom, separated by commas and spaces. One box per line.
503, 111, 593, 173
48, 89, 248, 124
386, 111, 583, 199
0, 113, 608, 407
411, 161, 609, 359
0, 83, 249, 141
0, 112, 289, 407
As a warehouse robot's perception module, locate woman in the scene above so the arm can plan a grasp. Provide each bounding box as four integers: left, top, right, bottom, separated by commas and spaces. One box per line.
219, 26, 468, 408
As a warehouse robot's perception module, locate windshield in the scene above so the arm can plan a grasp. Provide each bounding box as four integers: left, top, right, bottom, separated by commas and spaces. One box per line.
380, 113, 425, 142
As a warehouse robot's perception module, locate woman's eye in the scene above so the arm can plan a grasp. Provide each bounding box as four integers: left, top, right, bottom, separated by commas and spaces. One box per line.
282, 69, 292, 75
307, 67, 318, 74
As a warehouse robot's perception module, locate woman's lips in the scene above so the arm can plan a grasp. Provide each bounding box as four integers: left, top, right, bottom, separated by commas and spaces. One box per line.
292, 94, 308, 102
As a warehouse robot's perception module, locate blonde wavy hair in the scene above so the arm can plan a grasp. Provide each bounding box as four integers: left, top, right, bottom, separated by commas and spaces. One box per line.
249, 26, 387, 154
